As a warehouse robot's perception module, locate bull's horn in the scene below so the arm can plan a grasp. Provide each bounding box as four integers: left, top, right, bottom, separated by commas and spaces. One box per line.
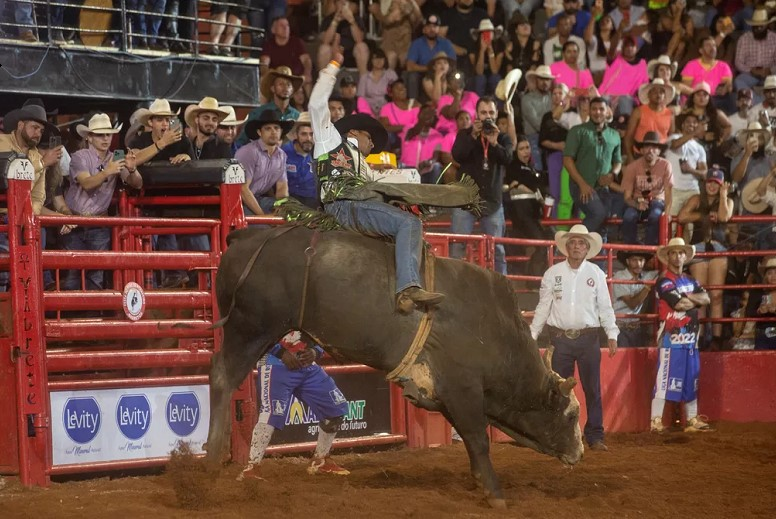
542, 345, 554, 371
559, 377, 577, 397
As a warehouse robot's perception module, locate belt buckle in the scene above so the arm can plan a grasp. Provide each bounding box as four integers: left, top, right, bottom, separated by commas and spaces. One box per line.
564, 329, 581, 340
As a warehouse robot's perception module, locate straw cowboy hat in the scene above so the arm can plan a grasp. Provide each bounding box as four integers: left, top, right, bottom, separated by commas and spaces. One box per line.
740, 179, 770, 214
656, 237, 695, 264
647, 55, 678, 80
291, 111, 312, 132
527, 65, 556, 80
138, 98, 180, 126
243, 109, 295, 141
334, 113, 389, 154
429, 51, 456, 69
555, 224, 603, 260
736, 121, 772, 147
617, 249, 654, 265
495, 68, 522, 104
217, 106, 248, 127
747, 9, 775, 26
260, 66, 304, 100
764, 75, 776, 91
636, 131, 668, 151
76, 113, 122, 138
758, 256, 776, 275
184, 97, 230, 128
637, 78, 676, 105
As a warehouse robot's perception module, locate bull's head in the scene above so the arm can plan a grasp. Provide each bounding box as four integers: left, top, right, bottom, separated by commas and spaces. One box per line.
488, 347, 584, 465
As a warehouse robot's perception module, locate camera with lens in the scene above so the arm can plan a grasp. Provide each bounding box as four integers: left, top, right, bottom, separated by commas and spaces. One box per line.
482, 118, 498, 133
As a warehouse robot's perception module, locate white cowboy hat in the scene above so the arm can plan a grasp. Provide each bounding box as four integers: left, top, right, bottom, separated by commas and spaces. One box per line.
736, 121, 772, 147
217, 105, 248, 127
495, 68, 522, 104
526, 65, 556, 80
76, 113, 122, 138
758, 256, 776, 275
747, 9, 775, 26
137, 98, 180, 126
656, 237, 695, 264
184, 97, 230, 128
637, 78, 676, 106
740, 179, 771, 214
291, 111, 312, 132
555, 224, 603, 260
470, 19, 504, 39
647, 55, 678, 80
764, 75, 776, 91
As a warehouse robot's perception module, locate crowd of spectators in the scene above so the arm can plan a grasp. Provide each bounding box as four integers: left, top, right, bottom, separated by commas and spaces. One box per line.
4, 0, 776, 351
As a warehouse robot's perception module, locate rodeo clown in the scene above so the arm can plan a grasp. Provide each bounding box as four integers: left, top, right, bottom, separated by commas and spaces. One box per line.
309, 51, 445, 313
650, 238, 712, 433
238, 331, 350, 480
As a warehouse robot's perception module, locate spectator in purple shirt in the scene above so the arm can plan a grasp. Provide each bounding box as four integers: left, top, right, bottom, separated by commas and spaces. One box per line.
63, 113, 143, 291
235, 109, 292, 215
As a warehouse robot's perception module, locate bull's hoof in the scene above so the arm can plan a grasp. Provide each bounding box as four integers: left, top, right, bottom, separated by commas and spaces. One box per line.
487, 498, 507, 509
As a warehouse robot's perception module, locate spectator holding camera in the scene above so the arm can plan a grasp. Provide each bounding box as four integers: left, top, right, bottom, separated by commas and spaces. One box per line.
621, 132, 673, 245
451, 96, 514, 275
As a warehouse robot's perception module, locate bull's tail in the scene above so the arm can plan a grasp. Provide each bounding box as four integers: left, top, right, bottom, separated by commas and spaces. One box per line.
212, 225, 299, 329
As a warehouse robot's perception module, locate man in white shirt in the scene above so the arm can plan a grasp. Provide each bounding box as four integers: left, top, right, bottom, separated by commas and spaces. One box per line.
530, 224, 619, 452
666, 113, 707, 239
613, 250, 658, 348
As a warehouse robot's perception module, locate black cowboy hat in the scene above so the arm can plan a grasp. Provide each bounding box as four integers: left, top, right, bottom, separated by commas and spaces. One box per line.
636, 131, 668, 150
244, 109, 294, 141
617, 249, 654, 264
23, 98, 58, 116
334, 113, 389, 154
3, 104, 49, 133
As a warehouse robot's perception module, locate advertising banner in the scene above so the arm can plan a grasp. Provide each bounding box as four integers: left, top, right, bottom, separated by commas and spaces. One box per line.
50, 385, 210, 466
271, 371, 393, 444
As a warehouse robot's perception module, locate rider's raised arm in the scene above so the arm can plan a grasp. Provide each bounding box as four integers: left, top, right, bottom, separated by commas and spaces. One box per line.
310, 62, 343, 159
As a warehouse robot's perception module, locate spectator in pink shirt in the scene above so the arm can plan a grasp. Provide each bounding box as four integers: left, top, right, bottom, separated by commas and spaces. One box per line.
436, 72, 479, 136
682, 36, 734, 113
598, 36, 648, 117
379, 79, 420, 150
402, 104, 446, 184
550, 41, 594, 100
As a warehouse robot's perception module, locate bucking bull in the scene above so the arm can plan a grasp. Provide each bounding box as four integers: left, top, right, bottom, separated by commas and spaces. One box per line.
206, 225, 583, 508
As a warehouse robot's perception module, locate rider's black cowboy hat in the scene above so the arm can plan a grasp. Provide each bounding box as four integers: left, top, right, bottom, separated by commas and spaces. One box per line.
244, 109, 294, 141
334, 113, 389, 154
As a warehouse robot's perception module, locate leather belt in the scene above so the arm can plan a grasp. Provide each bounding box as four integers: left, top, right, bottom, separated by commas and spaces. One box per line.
548, 325, 601, 340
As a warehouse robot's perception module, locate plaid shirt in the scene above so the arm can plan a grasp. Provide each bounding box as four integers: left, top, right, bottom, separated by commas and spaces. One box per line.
734, 31, 776, 73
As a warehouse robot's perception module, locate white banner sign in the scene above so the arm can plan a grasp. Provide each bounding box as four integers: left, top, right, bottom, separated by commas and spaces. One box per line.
50, 385, 210, 466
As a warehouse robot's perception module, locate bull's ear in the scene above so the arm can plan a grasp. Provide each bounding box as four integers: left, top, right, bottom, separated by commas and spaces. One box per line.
558, 377, 577, 397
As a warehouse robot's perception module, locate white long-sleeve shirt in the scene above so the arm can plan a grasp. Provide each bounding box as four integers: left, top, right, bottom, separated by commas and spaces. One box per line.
530, 260, 619, 341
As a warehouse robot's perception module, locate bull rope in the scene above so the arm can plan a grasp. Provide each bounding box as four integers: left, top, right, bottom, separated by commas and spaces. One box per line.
212, 225, 299, 329
386, 250, 435, 382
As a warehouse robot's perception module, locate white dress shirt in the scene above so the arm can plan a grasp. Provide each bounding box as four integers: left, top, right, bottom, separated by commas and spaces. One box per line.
530, 259, 619, 341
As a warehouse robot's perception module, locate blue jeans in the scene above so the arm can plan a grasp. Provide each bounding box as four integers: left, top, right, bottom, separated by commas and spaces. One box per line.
527, 133, 543, 171
325, 200, 423, 293
0, 0, 34, 31
473, 73, 501, 98
569, 184, 611, 239
622, 199, 664, 245
248, 0, 286, 48
450, 206, 507, 275
61, 227, 111, 290
551, 331, 604, 445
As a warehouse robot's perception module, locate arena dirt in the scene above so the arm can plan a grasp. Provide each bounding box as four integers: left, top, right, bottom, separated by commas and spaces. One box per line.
2, 422, 775, 518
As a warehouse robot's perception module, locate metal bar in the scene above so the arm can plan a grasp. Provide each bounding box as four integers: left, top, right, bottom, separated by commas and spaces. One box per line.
48, 375, 210, 391
38, 216, 220, 227
42, 251, 212, 270
45, 320, 214, 340
48, 456, 182, 475
47, 349, 212, 371
43, 290, 212, 311
265, 434, 407, 455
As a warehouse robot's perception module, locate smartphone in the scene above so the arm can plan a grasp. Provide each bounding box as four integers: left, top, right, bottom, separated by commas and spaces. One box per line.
49, 135, 62, 149
169, 117, 181, 131
113, 149, 125, 161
